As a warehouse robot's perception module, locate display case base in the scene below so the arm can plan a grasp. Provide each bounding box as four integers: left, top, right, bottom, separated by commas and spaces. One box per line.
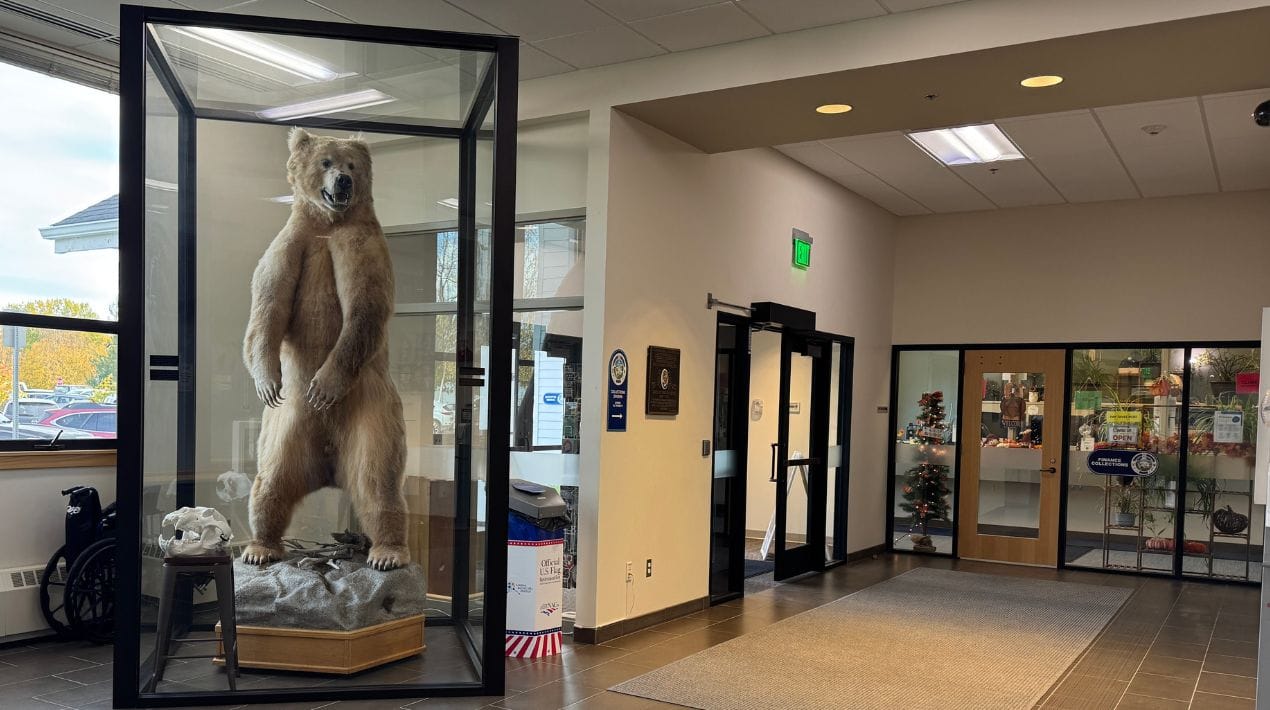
214, 614, 425, 674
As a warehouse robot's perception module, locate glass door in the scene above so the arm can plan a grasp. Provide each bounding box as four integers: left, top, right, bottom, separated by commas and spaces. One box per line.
958, 350, 1066, 566
774, 331, 830, 579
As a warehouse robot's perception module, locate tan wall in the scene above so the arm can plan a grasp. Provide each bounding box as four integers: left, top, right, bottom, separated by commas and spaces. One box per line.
892, 190, 1270, 344
585, 112, 896, 629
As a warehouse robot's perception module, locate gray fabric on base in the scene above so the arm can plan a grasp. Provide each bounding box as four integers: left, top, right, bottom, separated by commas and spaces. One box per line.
612, 567, 1131, 710
234, 556, 427, 630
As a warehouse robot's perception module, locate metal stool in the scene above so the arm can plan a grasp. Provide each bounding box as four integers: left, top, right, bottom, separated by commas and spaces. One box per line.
144, 554, 238, 692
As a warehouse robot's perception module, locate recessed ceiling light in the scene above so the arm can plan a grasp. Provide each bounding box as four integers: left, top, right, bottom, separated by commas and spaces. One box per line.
171, 27, 341, 82
815, 103, 853, 114
257, 88, 396, 121
907, 123, 1025, 166
1020, 75, 1063, 88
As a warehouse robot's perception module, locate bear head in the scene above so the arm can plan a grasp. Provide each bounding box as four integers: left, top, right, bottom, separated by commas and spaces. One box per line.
286, 127, 373, 218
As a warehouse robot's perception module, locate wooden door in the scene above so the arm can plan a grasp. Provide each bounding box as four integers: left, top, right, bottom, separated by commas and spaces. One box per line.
958, 350, 1066, 566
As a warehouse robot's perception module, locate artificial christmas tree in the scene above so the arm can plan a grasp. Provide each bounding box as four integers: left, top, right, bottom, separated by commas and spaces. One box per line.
901, 391, 952, 553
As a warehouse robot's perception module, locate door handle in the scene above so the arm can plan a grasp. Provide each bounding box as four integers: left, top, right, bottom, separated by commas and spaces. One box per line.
770, 443, 778, 482
1038, 467, 1057, 474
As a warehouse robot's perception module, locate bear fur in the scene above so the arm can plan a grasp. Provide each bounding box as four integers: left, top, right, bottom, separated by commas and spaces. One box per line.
241, 127, 408, 571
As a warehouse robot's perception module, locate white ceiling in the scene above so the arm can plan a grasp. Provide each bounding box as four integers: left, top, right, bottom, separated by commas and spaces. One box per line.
776, 88, 1270, 216
0, 0, 969, 80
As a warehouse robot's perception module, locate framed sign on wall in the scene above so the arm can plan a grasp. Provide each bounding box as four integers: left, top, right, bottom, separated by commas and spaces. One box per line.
646, 346, 681, 416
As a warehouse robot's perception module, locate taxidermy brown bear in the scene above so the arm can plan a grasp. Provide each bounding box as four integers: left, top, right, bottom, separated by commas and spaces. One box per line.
242, 127, 408, 570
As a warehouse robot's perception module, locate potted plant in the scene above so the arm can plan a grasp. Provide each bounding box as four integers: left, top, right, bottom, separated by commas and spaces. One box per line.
1194, 348, 1259, 398
1112, 482, 1137, 527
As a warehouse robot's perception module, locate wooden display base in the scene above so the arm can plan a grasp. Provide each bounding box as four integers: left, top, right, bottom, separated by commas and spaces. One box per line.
214, 614, 425, 674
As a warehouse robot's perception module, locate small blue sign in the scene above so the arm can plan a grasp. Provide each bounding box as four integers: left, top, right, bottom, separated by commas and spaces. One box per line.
607, 349, 629, 432
542, 393, 562, 405
1087, 450, 1159, 477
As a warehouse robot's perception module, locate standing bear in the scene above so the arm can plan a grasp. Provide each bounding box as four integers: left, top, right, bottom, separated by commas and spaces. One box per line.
241, 127, 408, 570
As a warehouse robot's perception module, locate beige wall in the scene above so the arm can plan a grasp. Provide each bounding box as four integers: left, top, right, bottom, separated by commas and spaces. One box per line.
581, 112, 896, 629
892, 190, 1270, 344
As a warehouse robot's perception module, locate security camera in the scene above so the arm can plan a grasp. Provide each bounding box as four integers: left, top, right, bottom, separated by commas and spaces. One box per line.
1255, 100, 1270, 127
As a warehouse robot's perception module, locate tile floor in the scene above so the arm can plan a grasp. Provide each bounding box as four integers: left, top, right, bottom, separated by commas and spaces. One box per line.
0, 554, 1258, 709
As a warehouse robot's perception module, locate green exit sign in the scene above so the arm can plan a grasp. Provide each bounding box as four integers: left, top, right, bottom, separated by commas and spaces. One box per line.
791, 229, 812, 270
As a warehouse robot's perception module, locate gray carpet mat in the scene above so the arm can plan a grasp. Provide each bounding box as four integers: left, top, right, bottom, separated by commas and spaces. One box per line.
612, 567, 1131, 710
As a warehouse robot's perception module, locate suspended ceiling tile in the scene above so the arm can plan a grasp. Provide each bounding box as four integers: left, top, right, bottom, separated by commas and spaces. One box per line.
775, 141, 866, 182
835, 172, 931, 215
1202, 88, 1270, 192
39, 0, 181, 30
448, 0, 617, 42
313, 0, 502, 33
1095, 97, 1218, 198
199, 0, 347, 22
949, 161, 1064, 209
736, 0, 886, 33
877, 0, 967, 12
0, 3, 109, 49
534, 24, 665, 69
629, 2, 769, 52
823, 133, 995, 213
997, 111, 1139, 203
518, 42, 575, 80
587, 0, 718, 23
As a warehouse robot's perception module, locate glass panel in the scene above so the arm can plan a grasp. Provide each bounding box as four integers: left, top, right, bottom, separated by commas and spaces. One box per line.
783, 348, 813, 551
0, 60, 118, 321
825, 341, 844, 563
1064, 348, 1178, 575
148, 24, 494, 128
975, 372, 1045, 538
710, 320, 742, 598
892, 350, 957, 554
136, 25, 503, 694
515, 219, 585, 300
0, 327, 116, 439
1183, 347, 1262, 581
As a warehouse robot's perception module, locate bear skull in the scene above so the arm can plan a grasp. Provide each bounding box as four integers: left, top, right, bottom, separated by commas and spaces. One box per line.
158, 506, 233, 557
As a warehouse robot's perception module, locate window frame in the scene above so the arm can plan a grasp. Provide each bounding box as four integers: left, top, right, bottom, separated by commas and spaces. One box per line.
0, 311, 118, 452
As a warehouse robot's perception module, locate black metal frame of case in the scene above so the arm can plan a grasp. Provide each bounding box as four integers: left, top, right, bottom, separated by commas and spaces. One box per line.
116, 4, 517, 706
884, 340, 1261, 587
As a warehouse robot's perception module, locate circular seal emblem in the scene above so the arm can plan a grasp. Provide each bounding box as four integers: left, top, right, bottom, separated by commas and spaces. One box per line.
1130, 452, 1158, 476
609, 350, 628, 386
659, 368, 670, 390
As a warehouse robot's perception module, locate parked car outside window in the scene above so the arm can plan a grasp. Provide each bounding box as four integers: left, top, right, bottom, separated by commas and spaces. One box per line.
2, 398, 59, 424
39, 407, 117, 438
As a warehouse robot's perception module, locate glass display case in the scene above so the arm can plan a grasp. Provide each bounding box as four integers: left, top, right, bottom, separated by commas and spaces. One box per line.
890, 349, 959, 555
115, 5, 516, 706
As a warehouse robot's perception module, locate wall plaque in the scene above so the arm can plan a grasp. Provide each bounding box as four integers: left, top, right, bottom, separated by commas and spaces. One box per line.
645, 346, 681, 416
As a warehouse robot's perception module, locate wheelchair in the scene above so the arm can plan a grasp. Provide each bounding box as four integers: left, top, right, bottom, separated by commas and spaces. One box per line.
39, 486, 117, 644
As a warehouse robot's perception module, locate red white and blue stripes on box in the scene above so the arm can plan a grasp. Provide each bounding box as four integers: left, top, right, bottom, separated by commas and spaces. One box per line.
505, 628, 562, 658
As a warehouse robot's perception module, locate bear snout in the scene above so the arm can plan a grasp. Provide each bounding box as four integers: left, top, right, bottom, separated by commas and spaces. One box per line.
334, 174, 352, 192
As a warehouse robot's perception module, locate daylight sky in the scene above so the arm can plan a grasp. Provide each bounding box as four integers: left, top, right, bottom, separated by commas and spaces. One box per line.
0, 61, 119, 319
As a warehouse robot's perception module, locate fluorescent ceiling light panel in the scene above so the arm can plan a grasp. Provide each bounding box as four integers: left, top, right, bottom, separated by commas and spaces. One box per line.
171, 27, 341, 82
907, 123, 1024, 166
257, 89, 396, 121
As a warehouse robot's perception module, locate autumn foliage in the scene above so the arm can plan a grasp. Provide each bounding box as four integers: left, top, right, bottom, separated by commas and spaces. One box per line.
0, 299, 116, 402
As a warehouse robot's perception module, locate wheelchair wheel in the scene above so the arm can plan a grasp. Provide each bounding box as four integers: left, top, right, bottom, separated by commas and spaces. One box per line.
39, 545, 76, 638
65, 539, 117, 644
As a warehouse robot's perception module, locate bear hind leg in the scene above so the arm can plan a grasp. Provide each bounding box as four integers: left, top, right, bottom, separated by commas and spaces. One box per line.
340, 410, 409, 570
244, 409, 323, 564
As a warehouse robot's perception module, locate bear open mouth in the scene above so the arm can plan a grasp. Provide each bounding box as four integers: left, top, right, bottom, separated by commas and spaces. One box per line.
321, 188, 351, 212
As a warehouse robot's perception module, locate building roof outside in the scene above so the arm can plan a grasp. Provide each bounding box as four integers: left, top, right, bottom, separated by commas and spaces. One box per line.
47, 194, 117, 227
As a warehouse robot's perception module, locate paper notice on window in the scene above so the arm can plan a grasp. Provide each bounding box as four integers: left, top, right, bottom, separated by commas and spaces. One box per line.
1213, 410, 1244, 444
1108, 424, 1139, 446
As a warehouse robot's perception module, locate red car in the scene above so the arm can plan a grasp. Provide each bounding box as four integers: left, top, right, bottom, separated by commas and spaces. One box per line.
38, 407, 117, 438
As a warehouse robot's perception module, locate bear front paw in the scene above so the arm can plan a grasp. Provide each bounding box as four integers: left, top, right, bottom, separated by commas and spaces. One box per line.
306, 368, 349, 410
255, 379, 283, 408
367, 545, 410, 571
241, 543, 285, 565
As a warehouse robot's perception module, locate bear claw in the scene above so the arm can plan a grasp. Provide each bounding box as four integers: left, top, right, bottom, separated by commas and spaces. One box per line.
241, 543, 285, 565
367, 545, 409, 571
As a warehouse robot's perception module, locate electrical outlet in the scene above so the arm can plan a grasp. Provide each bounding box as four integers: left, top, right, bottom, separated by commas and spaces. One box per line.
646, 559, 653, 577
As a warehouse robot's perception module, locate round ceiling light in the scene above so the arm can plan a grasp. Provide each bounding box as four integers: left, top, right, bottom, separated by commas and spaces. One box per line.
1020, 75, 1063, 88
815, 103, 853, 114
